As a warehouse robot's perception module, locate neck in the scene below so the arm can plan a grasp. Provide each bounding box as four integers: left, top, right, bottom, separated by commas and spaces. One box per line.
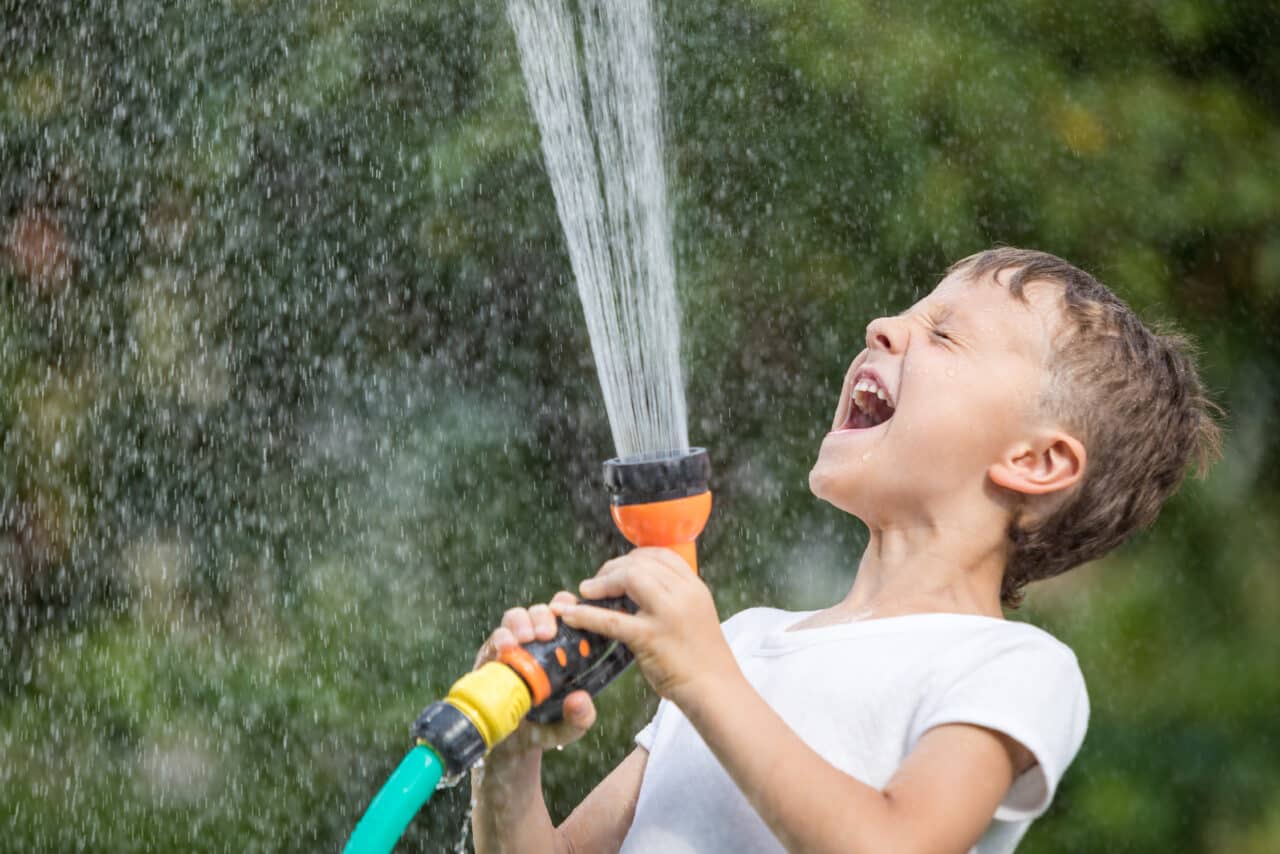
835, 509, 1008, 621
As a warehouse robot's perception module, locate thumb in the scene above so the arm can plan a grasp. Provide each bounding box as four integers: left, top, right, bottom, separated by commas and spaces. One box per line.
528, 691, 596, 750
562, 690, 596, 732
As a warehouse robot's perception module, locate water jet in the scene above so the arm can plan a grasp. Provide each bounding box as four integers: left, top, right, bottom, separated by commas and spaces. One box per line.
342, 1, 710, 850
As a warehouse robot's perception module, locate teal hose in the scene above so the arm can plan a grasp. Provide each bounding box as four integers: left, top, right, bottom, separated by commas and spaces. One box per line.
343, 744, 446, 854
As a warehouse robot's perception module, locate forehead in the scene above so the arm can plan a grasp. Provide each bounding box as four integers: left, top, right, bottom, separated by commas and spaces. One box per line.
918, 266, 1062, 359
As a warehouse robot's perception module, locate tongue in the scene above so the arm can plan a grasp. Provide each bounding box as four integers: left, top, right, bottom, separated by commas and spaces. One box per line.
845, 396, 894, 429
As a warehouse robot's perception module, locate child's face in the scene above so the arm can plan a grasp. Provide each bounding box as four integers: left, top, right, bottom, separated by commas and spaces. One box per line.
809, 267, 1063, 526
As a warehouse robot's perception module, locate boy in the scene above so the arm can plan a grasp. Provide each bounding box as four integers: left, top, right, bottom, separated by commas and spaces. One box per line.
471, 248, 1220, 853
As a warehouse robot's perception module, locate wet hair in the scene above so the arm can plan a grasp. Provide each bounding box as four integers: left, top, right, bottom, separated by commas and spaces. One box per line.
947, 247, 1222, 607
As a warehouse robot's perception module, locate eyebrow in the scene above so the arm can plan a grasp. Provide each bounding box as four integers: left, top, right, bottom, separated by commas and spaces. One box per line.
929, 303, 955, 322
906, 301, 955, 324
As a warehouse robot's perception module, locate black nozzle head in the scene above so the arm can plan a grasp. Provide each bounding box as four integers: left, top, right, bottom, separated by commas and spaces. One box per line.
411, 701, 487, 778
603, 447, 711, 505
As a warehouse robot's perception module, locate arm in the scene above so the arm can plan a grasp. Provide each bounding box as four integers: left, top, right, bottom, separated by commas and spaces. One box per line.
562, 549, 1033, 854
471, 739, 563, 854
473, 743, 647, 854
560, 748, 648, 852
471, 600, 648, 854
681, 668, 1030, 854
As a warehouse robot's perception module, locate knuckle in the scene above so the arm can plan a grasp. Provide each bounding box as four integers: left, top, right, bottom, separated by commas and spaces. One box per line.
653, 549, 683, 569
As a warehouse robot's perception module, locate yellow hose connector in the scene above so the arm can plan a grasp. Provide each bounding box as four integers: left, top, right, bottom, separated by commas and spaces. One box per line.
444, 662, 533, 749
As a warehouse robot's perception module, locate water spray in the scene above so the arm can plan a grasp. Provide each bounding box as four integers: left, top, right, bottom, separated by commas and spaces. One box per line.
345, 0, 689, 846
343, 450, 711, 853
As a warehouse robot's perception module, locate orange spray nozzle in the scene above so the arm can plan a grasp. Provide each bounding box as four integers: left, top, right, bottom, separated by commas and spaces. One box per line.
610, 492, 711, 573
603, 449, 712, 573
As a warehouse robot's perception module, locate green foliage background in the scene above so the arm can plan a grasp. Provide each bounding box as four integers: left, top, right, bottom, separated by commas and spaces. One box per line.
2, 0, 1277, 851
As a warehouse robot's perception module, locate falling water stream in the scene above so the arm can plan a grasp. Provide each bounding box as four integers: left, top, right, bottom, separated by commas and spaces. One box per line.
1, 1, 1272, 852
507, 0, 688, 460
348, 4, 691, 849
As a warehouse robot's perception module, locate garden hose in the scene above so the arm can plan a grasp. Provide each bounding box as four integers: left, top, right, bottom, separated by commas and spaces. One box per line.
343, 448, 711, 852
413, 448, 712, 762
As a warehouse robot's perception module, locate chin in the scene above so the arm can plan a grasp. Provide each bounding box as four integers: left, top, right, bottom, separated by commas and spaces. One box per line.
809, 457, 863, 518
811, 436, 899, 524
807, 463, 832, 501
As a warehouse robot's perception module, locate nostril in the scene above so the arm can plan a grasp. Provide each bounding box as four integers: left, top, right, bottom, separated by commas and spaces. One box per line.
866, 318, 896, 352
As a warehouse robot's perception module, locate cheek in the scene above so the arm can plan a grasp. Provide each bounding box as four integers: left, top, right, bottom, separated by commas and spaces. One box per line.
905, 377, 1032, 459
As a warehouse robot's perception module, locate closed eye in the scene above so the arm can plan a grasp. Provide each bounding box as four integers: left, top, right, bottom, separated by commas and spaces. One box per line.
930, 328, 952, 343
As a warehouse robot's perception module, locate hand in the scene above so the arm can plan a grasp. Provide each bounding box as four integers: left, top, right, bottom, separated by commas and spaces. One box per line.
472, 592, 597, 763
556, 547, 739, 709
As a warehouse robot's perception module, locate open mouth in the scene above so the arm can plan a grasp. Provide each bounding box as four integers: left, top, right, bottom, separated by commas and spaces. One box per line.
840, 371, 896, 430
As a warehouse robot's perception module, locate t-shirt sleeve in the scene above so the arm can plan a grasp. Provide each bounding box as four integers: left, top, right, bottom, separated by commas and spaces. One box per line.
634, 697, 667, 751
634, 607, 762, 751
911, 629, 1090, 821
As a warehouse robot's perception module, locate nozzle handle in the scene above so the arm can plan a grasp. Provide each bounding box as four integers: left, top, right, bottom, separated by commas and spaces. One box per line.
522, 596, 638, 724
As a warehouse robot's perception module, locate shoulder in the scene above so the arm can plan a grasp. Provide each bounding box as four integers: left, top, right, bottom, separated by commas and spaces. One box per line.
916, 618, 1089, 735
965, 619, 1084, 692
939, 617, 1082, 670
985, 619, 1085, 684
913, 620, 1091, 821
920, 618, 1089, 739
991, 617, 1078, 654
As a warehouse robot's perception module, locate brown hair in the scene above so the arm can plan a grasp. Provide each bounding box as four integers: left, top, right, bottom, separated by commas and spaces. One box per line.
948, 247, 1222, 607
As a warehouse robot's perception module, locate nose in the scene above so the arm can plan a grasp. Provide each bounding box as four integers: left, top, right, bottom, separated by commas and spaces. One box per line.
865, 315, 907, 354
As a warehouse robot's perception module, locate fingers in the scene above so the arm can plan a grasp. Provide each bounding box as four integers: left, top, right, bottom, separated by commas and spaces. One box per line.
633, 546, 692, 575
491, 626, 517, 652
501, 607, 535, 643
561, 690, 597, 731
528, 604, 558, 641
583, 548, 688, 592
579, 553, 643, 598
473, 625, 517, 669
502, 601, 565, 643
562, 600, 639, 643
578, 571, 627, 600
485, 598, 567, 670
492, 691, 598, 759
530, 691, 597, 750
580, 556, 671, 611
549, 590, 578, 609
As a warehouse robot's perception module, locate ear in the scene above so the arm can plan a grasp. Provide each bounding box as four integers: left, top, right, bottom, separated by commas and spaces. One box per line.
988, 431, 1087, 496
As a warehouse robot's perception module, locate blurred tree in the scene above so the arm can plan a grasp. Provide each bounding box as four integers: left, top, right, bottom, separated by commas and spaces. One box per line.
1, 0, 1277, 851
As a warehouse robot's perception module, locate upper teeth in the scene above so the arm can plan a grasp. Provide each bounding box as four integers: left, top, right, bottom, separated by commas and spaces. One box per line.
853, 378, 889, 403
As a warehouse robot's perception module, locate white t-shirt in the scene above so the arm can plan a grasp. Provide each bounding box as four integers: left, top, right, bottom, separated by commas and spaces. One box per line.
619, 608, 1089, 854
